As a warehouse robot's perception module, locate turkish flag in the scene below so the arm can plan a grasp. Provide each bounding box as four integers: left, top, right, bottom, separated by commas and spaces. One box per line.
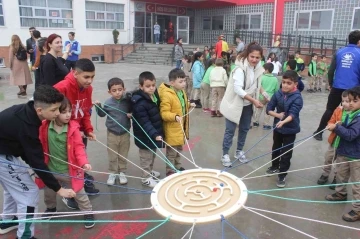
146, 3, 155, 13
178, 7, 186, 15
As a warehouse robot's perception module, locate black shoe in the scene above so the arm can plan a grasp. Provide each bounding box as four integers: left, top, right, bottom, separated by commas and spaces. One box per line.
84, 181, 100, 195
178, 167, 185, 171
313, 131, 323, 141
317, 175, 328, 185
84, 214, 95, 229
266, 167, 280, 176
253, 122, 259, 128
41, 207, 57, 220
0, 216, 18, 234
318, 88, 322, 92
329, 176, 337, 190
62, 197, 79, 210
84, 172, 94, 181
276, 176, 286, 188
195, 100, 202, 108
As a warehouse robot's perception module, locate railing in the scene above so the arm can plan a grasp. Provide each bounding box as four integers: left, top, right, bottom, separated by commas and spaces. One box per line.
112, 33, 144, 62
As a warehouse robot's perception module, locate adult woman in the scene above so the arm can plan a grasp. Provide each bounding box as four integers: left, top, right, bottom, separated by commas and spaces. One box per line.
40, 34, 70, 86
174, 38, 184, 69
191, 51, 205, 108
220, 42, 264, 167
32, 37, 47, 88
9, 35, 32, 96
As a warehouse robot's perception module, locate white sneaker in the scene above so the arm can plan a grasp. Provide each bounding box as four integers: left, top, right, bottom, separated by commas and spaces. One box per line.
235, 150, 248, 163
151, 170, 161, 178
221, 154, 232, 167
142, 177, 158, 188
118, 172, 128, 185
107, 174, 117, 185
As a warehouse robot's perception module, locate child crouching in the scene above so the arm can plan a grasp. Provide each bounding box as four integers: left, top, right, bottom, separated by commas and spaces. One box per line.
36, 97, 95, 228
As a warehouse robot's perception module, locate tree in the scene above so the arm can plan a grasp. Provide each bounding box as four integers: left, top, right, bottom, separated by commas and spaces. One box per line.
112, 29, 119, 44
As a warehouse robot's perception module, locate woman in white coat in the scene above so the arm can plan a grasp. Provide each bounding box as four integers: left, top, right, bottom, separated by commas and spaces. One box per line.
220, 42, 265, 167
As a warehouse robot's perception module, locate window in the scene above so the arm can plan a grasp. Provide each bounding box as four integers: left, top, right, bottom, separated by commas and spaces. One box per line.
235, 13, 262, 30
0, 0, 4, 26
352, 8, 360, 30
18, 0, 73, 28
85, 1, 124, 30
202, 16, 223, 30
294, 9, 334, 31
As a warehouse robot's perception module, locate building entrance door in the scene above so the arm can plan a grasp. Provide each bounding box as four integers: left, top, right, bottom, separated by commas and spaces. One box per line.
177, 16, 189, 44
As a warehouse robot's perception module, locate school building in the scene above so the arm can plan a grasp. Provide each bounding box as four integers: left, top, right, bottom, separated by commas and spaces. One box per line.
0, 0, 359, 66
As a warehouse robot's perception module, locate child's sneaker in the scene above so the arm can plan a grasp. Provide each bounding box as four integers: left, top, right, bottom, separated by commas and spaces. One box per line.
142, 177, 158, 188
216, 111, 223, 117
166, 170, 176, 177
329, 176, 337, 190
276, 176, 286, 188
107, 174, 117, 185
221, 154, 231, 167
84, 172, 94, 181
266, 167, 280, 176
318, 88, 322, 92
317, 175, 328, 185
342, 210, 360, 222
151, 170, 161, 178
0, 216, 18, 234
325, 192, 347, 201
84, 214, 95, 229
84, 181, 100, 195
62, 197, 79, 210
263, 125, 272, 130
211, 111, 217, 117
203, 108, 211, 113
41, 208, 57, 220
253, 122, 259, 128
118, 172, 128, 185
235, 150, 248, 163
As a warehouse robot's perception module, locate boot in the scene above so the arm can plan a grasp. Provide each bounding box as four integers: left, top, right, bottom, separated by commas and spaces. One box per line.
17, 86, 23, 95
195, 99, 202, 108
20, 85, 27, 96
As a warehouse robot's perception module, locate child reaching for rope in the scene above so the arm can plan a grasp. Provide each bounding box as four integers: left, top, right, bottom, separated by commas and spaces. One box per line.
317, 90, 350, 188
36, 97, 95, 228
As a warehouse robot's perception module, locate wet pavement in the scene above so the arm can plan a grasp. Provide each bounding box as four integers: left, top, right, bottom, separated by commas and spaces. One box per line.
0, 64, 359, 239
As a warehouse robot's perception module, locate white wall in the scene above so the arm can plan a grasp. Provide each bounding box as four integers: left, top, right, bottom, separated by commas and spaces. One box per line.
0, 0, 135, 47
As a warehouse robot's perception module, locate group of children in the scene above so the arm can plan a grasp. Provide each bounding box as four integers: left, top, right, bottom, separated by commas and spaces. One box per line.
307, 54, 329, 93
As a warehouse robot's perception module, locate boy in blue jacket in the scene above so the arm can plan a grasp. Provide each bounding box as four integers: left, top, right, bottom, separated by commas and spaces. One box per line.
266, 70, 304, 188
325, 86, 360, 222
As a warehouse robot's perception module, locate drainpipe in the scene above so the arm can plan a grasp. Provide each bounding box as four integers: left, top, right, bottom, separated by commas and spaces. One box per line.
272, 0, 278, 45
128, 0, 131, 42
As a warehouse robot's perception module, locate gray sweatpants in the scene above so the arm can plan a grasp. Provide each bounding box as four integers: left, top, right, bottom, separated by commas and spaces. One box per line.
0, 154, 39, 238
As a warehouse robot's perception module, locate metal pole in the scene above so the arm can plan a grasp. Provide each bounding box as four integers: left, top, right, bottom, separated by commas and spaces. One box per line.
295, 0, 301, 50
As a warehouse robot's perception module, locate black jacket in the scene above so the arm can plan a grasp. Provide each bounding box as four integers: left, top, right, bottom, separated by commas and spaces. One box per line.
131, 90, 164, 149
0, 101, 61, 192
40, 53, 69, 86
26, 37, 35, 64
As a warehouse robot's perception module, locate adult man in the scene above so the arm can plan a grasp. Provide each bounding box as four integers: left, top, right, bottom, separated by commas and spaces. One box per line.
26, 27, 36, 66
154, 22, 161, 44
31, 30, 41, 90
64, 32, 81, 71
215, 35, 229, 58
236, 37, 245, 54
313, 30, 360, 141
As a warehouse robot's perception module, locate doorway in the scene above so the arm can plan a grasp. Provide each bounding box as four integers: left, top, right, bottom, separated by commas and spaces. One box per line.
155, 14, 177, 44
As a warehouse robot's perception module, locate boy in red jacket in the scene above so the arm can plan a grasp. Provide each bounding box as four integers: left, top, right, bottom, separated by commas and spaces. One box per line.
54, 58, 99, 208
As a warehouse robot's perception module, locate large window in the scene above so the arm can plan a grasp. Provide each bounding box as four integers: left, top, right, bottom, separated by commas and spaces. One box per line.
85, 1, 124, 30
294, 9, 334, 31
18, 0, 73, 28
236, 13, 262, 30
202, 16, 223, 30
0, 0, 4, 26
352, 8, 360, 30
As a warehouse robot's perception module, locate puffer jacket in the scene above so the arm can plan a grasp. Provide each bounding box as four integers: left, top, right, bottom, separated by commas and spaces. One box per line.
266, 89, 303, 135
327, 106, 343, 145
209, 66, 228, 87
191, 61, 205, 89
158, 83, 189, 146
131, 89, 164, 149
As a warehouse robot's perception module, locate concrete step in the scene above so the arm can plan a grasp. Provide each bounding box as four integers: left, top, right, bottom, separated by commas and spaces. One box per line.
125, 55, 172, 60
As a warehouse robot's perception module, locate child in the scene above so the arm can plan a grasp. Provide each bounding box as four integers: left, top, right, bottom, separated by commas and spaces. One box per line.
295, 51, 305, 72
325, 86, 360, 222
182, 55, 193, 98
317, 90, 350, 188
158, 69, 195, 176
38, 97, 95, 228
253, 63, 279, 129
95, 78, 132, 186
266, 70, 304, 188
307, 53, 318, 93
201, 58, 215, 113
209, 59, 228, 117
0, 86, 74, 238
317, 55, 328, 92
54, 58, 99, 208
132, 72, 163, 188
282, 55, 295, 73
191, 52, 205, 108
272, 57, 282, 76
286, 59, 304, 92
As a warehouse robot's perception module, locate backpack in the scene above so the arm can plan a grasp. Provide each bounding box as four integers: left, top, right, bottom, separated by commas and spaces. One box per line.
16, 47, 27, 61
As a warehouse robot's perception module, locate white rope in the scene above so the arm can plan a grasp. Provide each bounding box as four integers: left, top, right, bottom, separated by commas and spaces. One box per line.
246, 207, 360, 231
181, 106, 195, 118
243, 206, 318, 239
161, 140, 200, 168
180, 223, 196, 239
179, 117, 196, 164
241, 129, 327, 179
242, 158, 360, 181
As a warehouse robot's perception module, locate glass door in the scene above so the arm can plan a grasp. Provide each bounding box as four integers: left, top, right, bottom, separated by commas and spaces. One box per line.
177, 16, 189, 44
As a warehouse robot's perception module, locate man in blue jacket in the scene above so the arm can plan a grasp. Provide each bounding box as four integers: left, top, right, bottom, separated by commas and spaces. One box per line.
313, 30, 360, 141
63, 32, 81, 71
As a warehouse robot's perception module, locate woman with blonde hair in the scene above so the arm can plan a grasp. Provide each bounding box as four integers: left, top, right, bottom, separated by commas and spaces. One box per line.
9, 35, 32, 96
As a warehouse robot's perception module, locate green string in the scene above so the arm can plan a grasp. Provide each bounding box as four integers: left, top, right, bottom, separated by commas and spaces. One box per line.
93, 104, 178, 172
247, 181, 360, 193
2, 219, 167, 224
136, 216, 171, 239
248, 191, 360, 204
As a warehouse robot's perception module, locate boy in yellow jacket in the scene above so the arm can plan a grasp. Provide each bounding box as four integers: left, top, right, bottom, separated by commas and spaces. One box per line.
158, 69, 195, 176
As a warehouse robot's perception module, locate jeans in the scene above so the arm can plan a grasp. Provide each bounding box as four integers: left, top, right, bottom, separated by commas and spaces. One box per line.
154, 34, 160, 43
65, 60, 76, 71
315, 87, 344, 135
176, 60, 182, 69
222, 105, 253, 155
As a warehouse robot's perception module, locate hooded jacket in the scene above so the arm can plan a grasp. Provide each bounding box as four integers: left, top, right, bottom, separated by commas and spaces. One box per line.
158, 83, 190, 146
54, 72, 93, 135
36, 120, 88, 192
266, 89, 303, 135
131, 89, 164, 149
191, 61, 205, 89
0, 101, 61, 192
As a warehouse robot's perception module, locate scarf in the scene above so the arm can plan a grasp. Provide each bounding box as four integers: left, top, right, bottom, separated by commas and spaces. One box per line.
151, 94, 158, 105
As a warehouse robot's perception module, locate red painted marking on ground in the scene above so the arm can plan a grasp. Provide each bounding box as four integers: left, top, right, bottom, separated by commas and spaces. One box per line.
183, 136, 202, 152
